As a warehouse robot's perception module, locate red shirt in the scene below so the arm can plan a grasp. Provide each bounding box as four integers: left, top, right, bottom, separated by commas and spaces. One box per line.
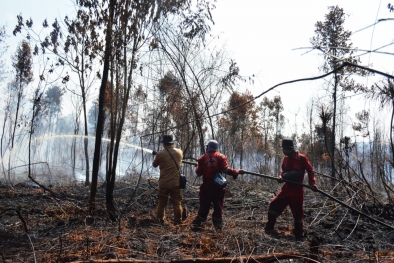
280, 151, 316, 187
196, 150, 239, 183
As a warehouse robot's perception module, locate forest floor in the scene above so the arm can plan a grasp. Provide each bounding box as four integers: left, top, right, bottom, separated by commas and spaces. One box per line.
0, 175, 394, 263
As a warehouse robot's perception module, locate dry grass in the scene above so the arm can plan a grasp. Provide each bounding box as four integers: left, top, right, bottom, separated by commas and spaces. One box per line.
0, 177, 393, 262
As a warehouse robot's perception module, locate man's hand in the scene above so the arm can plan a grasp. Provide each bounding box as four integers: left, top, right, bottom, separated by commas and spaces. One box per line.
152, 151, 157, 156
310, 185, 318, 192
233, 169, 244, 179
277, 176, 283, 184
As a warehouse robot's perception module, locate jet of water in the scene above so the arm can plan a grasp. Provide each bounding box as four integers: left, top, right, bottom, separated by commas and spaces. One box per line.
33, 134, 153, 153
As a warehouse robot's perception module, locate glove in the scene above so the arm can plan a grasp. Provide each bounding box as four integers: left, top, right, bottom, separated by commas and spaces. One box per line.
152, 151, 157, 156
233, 169, 244, 179
310, 185, 318, 192
277, 176, 283, 184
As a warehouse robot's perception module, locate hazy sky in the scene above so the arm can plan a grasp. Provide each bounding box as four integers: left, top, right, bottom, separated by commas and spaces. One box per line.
210, 1, 394, 132
2, 0, 394, 135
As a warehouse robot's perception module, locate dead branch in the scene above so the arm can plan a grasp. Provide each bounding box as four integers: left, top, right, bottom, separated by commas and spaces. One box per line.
0, 208, 28, 233
70, 252, 317, 263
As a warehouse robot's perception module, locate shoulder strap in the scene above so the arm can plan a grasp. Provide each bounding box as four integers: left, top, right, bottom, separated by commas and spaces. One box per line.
165, 148, 181, 176
208, 153, 220, 174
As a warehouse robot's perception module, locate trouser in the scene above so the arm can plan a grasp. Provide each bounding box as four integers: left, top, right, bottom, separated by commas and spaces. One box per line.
156, 186, 183, 224
265, 190, 304, 236
196, 183, 225, 224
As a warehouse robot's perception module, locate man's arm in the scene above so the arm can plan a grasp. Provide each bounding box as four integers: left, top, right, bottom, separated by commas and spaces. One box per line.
195, 155, 204, 176
302, 155, 316, 186
220, 154, 243, 179
152, 152, 160, 168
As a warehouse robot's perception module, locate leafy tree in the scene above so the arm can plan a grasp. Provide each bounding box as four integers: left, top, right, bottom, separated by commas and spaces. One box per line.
2, 40, 33, 182
11, 40, 33, 148
45, 86, 63, 115
152, 18, 234, 155
88, 0, 214, 218
88, 100, 99, 133
261, 96, 284, 175
156, 71, 187, 131
13, 8, 100, 186
219, 91, 255, 169
88, 0, 116, 216
310, 6, 369, 182
36, 86, 64, 163
43, 86, 64, 136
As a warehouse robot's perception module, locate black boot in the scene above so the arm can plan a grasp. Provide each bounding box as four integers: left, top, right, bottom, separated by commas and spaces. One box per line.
212, 217, 223, 230
192, 216, 205, 231
182, 205, 188, 221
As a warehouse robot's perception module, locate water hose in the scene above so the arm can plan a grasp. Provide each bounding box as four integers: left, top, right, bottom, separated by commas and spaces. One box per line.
181, 160, 394, 231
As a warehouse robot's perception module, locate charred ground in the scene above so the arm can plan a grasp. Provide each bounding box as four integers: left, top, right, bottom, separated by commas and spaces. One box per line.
0, 176, 394, 262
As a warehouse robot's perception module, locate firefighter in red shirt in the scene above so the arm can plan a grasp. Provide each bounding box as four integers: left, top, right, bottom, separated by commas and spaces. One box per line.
192, 140, 244, 230
264, 138, 317, 241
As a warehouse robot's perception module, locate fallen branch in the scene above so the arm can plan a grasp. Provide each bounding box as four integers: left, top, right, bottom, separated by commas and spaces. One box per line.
181, 161, 394, 231
0, 208, 29, 233
243, 170, 394, 231
71, 252, 318, 263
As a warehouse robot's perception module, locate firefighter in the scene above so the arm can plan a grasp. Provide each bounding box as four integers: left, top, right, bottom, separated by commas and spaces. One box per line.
152, 134, 183, 225
192, 140, 244, 230
264, 138, 317, 241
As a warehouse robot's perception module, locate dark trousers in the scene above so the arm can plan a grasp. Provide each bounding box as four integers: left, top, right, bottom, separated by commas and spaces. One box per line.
197, 183, 225, 222
265, 189, 304, 236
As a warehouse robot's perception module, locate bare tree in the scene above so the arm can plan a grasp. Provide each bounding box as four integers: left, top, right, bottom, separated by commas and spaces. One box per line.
364, 79, 394, 168
0, 25, 8, 84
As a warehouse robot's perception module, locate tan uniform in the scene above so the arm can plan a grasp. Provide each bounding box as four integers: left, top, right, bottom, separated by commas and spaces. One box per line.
152, 144, 183, 224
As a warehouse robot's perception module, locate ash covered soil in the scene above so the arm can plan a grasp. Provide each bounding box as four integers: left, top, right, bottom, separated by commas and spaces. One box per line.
0, 176, 394, 262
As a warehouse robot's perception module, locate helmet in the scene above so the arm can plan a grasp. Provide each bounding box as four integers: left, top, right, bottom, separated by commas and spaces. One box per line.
206, 140, 219, 151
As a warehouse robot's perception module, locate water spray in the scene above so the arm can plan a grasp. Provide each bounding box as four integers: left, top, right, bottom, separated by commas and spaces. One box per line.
33, 134, 153, 153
